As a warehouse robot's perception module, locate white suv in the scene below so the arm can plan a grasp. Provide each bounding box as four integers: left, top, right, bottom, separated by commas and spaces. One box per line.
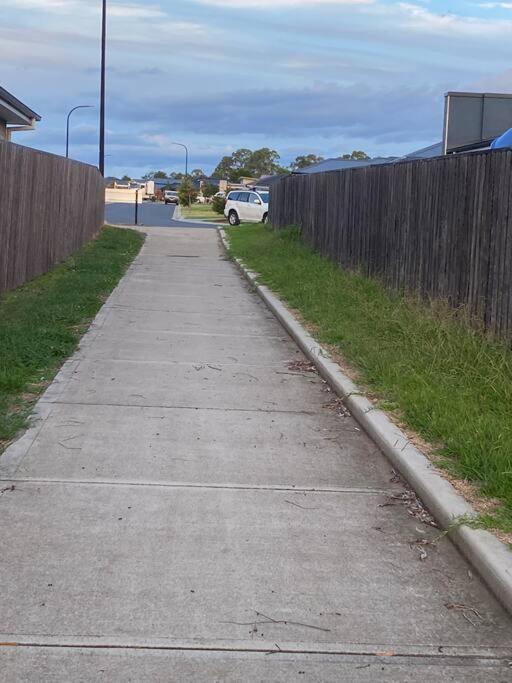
224, 190, 269, 225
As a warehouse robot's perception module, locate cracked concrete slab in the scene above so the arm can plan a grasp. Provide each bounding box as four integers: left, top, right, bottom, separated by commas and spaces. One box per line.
107, 291, 270, 315
39, 358, 331, 413
97, 307, 285, 337
4, 647, 512, 682
1, 482, 510, 650
7, 404, 393, 488
81, 329, 301, 364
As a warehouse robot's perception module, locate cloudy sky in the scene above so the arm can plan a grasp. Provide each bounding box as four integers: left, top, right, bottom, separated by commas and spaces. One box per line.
2, 0, 512, 177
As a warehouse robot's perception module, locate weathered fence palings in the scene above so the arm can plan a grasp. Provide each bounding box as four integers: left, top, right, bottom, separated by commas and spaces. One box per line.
0, 141, 104, 293
269, 149, 512, 342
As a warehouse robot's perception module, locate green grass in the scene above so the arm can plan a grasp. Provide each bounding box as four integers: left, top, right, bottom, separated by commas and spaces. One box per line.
227, 224, 512, 533
0, 226, 144, 448
181, 203, 225, 221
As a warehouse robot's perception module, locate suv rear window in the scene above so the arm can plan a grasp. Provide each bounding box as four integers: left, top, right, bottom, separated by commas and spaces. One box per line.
228, 192, 240, 201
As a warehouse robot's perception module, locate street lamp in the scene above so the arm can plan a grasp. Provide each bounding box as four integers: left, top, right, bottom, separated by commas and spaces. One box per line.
99, 0, 107, 176
171, 141, 188, 177
66, 105, 93, 158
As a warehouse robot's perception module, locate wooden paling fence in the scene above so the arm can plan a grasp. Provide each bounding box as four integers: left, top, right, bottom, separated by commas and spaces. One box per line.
0, 141, 104, 293
270, 149, 512, 341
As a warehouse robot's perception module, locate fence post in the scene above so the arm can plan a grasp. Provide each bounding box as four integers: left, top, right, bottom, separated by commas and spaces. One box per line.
134, 189, 139, 225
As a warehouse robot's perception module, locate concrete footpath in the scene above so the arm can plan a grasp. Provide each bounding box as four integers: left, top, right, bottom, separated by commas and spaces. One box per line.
0, 226, 511, 681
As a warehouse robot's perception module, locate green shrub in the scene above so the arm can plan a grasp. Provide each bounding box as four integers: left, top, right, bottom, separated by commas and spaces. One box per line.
212, 195, 226, 214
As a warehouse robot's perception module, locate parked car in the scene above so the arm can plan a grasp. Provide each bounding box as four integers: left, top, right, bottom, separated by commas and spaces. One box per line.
164, 190, 179, 205
224, 190, 269, 225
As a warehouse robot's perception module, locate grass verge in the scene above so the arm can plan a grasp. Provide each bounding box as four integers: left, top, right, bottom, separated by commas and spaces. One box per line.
227, 224, 512, 535
0, 226, 144, 450
181, 203, 225, 222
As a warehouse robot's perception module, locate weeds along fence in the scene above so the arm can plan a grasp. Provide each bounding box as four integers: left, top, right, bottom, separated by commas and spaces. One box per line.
270, 149, 512, 342
0, 141, 104, 293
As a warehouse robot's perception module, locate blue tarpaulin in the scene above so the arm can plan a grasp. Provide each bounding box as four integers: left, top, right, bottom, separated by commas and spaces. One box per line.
491, 127, 512, 149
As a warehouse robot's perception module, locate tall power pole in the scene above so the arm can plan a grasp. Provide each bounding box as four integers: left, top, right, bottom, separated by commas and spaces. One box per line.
99, 0, 106, 175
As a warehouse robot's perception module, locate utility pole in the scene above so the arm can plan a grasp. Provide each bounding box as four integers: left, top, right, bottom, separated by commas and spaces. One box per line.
99, 0, 107, 175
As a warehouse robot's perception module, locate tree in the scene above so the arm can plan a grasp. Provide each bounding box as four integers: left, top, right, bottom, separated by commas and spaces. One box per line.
212, 156, 235, 180
212, 148, 285, 181
231, 148, 252, 169
202, 183, 217, 198
212, 149, 253, 181
245, 148, 284, 177
170, 171, 184, 180
142, 170, 168, 180
289, 154, 324, 170
121, 174, 132, 181
178, 177, 198, 207
191, 169, 205, 179
341, 151, 370, 160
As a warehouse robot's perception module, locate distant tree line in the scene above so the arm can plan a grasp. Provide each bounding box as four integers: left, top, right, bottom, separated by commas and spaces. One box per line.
142, 169, 206, 181
133, 149, 371, 183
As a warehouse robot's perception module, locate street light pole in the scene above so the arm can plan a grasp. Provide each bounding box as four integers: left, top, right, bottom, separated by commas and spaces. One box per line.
171, 142, 188, 176
99, 0, 107, 176
66, 105, 93, 158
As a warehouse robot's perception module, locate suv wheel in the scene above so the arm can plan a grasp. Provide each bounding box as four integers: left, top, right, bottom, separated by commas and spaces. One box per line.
228, 210, 240, 226
262, 213, 268, 224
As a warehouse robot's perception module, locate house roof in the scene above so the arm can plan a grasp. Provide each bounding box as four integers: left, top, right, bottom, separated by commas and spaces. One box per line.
400, 142, 443, 160
252, 174, 286, 187
0, 85, 41, 125
294, 157, 397, 174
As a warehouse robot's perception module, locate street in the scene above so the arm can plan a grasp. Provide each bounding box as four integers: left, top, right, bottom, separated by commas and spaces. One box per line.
105, 201, 216, 229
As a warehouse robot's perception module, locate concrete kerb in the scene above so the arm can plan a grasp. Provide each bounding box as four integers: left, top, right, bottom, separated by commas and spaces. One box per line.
177, 203, 227, 227
218, 227, 512, 618
177, 217, 225, 227
175, 204, 224, 225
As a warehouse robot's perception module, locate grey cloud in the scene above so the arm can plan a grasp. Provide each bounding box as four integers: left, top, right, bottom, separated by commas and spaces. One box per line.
107, 83, 444, 144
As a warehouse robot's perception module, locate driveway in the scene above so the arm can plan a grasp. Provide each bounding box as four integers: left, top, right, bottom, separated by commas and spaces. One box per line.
0, 226, 511, 680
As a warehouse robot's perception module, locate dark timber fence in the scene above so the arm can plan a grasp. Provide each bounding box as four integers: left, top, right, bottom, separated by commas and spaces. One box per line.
270, 149, 512, 342
0, 141, 104, 293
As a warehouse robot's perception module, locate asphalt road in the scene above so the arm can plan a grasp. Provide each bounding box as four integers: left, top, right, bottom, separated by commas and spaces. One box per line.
105, 201, 216, 229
